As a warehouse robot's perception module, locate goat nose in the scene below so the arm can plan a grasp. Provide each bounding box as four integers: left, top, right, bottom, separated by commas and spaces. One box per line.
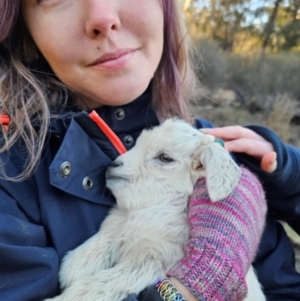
109, 159, 123, 168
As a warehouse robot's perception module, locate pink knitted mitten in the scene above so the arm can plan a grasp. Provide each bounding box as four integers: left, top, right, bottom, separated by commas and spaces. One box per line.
168, 167, 267, 301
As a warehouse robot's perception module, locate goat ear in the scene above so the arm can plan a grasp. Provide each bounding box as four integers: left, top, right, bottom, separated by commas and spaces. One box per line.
198, 143, 241, 202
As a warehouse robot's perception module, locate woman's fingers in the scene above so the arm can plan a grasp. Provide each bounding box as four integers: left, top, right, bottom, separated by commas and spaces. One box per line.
201, 126, 266, 142
225, 140, 277, 172
200, 126, 277, 172
260, 152, 277, 173
224, 139, 274, 158
201, 126, 274, 158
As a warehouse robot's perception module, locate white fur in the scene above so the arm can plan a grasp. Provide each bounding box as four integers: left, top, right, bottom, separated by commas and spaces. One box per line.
45, 119, 265, 301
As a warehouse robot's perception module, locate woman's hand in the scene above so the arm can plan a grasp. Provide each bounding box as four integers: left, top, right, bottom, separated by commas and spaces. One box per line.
201, 126, 277, 173
167, 168, 267, 301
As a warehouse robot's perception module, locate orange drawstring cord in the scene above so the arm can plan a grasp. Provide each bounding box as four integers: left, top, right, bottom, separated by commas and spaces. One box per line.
0, 112, 127, 154
0, 114, 10, 131
89, 110, 127, 155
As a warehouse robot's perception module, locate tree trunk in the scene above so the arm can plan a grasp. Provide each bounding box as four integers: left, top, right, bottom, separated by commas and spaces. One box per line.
262, 0, 283, 51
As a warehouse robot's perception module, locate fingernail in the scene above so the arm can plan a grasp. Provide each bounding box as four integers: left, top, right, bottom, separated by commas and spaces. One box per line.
270, 161, 277, 173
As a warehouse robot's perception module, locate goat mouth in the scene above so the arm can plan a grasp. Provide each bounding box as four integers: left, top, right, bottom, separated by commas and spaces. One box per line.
106, 175, 129, 182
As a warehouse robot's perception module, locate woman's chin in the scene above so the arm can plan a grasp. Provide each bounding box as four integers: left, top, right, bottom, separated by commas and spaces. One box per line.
76, 82, 151, 109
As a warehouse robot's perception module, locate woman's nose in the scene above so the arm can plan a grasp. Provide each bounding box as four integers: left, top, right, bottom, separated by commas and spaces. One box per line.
85, 0, 121, 38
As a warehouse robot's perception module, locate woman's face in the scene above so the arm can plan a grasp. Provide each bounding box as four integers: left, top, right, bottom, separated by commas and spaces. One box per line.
22, 0, 164, 108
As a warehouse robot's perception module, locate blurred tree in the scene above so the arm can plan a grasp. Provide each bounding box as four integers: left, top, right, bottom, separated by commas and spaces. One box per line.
184, 0, 300, 53
184, 0, 255, 51
274, 0, 300, 50
262, 0, 283, 51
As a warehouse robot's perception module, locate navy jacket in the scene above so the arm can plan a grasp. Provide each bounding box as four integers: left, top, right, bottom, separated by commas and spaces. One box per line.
1, 90, 300, 301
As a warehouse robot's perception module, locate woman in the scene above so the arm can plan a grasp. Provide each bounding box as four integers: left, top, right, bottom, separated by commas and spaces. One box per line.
0, 1, 299, 300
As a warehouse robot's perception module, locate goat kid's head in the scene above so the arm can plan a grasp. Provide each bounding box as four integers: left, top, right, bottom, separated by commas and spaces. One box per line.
106, 119, 241, 209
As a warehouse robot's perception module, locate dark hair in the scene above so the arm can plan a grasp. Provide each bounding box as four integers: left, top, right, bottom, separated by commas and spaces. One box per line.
153, 0, 198, 120
0, 0, 68, 181
0, 0, 21, 43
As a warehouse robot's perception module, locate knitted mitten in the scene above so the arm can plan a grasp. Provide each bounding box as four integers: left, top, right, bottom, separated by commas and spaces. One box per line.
168, 167, 267, 301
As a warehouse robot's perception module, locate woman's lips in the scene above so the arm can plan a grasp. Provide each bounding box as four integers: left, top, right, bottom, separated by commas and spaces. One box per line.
89, 49, 136, 71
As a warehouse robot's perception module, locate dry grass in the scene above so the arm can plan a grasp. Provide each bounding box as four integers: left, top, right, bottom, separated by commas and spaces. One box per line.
296, 247, 300, 273
190, 92, 300, 148
194, 38, 300, 102
265, 94, 298, 145
281, 223, 300, 273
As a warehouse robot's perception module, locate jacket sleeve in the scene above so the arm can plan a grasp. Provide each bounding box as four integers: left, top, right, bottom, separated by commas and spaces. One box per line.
235, 125, 300, 233
0, 187, 60, 301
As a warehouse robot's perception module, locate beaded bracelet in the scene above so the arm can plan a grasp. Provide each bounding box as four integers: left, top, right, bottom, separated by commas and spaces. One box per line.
155, 278, 187, 301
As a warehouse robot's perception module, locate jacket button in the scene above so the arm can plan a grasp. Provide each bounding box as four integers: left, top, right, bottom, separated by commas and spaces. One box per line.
60, 161, 71, 178
123, 135, 134, 146
115, 108, 125, 120
83, 177, 93, 190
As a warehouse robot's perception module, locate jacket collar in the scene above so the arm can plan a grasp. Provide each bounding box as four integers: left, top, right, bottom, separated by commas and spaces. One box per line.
47, 89, 159, 205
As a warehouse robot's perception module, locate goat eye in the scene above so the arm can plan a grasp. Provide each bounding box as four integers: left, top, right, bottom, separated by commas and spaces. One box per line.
158, 154, 174, 163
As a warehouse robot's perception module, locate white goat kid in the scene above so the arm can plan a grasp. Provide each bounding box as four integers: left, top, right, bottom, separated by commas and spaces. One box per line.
46, 119, 265, 301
